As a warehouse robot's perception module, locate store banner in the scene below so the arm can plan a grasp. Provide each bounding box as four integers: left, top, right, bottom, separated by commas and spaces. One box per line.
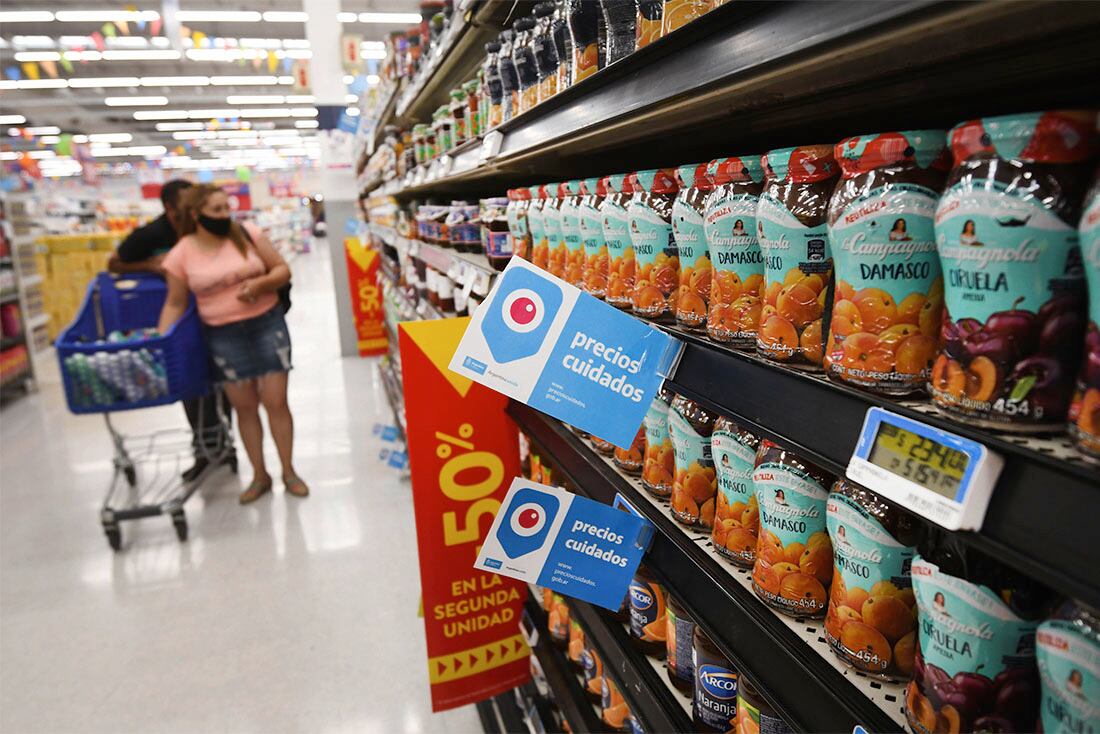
344, 236, 387, 356
475, 479, 653, 610
399, 318, 531, 712
220, 181, 251, 212
449, 258, 684, 447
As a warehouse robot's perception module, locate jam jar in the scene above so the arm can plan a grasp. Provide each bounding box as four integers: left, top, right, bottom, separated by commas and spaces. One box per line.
604, 172, 636, 309
1069, 170, 1100, 456
756, 145, 839, 369
932, 111, 1096, 432
544, 181, 567, 279
580, 176, 609, 298
505, 188, 530, 261
711, 417, 760, 568
668, 393, 717, 528
641, 386, 673, 497
447, 202, 480, 253
1036, 600, 1100, 733
705, 155, 766, 347
629, 168, 681, 322
527, 185, 549, 270
479, 197, 511, 271
666, 594, 696, 694
826, 130, 950, 397
629, 564, 667, 658
567, 0, 600, 83
824, 479, 919, 679
512, 16, 539, 114
613, 423, 645, 475
560, 179, 586, 288
532, 2, 560, 103
636, 0, 664, 48
907, 529, 1051, 734
737, 675, 791, 734
673, 161, 715, 331
693, 626, 739, 733
751, 439, 835, 618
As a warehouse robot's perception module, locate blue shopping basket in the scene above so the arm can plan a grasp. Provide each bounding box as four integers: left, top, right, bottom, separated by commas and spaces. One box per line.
57, 273, 210, 413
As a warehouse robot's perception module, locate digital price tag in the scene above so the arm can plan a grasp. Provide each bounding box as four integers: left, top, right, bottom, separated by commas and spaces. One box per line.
480, 130, 503, 163
441, 154, 454, 176
846, 407, 1003, 531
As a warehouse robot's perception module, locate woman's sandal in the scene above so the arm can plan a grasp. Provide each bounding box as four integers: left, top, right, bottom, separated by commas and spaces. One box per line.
285, 475, 310, 498
239, 476, 273, 505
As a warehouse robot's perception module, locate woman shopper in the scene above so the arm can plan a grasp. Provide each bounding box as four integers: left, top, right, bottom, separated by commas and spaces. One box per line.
157, 184, 308, 504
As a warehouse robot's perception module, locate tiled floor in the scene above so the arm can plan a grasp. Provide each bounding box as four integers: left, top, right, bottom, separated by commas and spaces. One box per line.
0, 245, 482, 733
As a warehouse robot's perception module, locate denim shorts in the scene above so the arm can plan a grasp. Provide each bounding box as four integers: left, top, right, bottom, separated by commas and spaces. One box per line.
204, 306, 292, 383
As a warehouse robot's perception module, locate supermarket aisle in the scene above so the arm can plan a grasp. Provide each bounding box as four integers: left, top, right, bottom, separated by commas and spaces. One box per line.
0, 246, 481, 734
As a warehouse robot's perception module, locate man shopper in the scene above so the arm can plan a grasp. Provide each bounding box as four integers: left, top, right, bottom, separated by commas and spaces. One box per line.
110, 179, 234, 481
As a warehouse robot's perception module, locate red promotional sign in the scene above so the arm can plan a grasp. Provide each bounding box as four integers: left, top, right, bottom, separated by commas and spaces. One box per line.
399, 318, 530, 712
221, 181, 251, 212
344, 236, 387, 356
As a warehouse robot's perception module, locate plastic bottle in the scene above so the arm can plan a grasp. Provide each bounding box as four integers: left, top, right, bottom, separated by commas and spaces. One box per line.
512, 17, 540, 114
532, 2, 561, 103
496, 30, 519, 123
567, 0, 601, 83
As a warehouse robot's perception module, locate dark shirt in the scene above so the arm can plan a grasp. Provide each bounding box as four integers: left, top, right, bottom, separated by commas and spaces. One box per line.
117, 213, 178, 262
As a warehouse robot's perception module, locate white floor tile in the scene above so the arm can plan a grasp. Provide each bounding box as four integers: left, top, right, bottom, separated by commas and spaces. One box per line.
0, 244, 484, 734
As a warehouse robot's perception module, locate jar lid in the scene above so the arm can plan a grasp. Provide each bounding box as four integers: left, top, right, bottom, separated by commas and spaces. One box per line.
836, 130, 949, 175
623, 173, 637, 194
508, 188, 530, 200
675, 162, 713, 191
762, 145, 837, 183
543, 182, 559, 198
706, 156, 763, 185
528, 185, 542, 199
948, 110, 1099, 164
581, 177, 600, 195
635, 168, 679, 194
513, 16, 535, 32
558, 180, 581, 196
602, 174, 621, 193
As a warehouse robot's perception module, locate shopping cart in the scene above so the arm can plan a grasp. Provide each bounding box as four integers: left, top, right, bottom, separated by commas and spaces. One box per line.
57, 272, 236, 550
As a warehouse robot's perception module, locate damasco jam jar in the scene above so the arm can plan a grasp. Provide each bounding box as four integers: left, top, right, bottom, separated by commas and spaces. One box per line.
826, 130, 950, 396
931, 111, 1096, 431
630, 168, 680, 323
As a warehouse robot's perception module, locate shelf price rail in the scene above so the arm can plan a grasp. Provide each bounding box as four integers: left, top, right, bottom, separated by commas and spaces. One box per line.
510, 402, 908, 733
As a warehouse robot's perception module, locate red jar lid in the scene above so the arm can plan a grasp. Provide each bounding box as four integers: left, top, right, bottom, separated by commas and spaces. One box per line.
558, 180, 581, 197
707, 156, 763, 186
675, 162, 713, 191
836, 130, 950, 176
948, 110, 1098, 164
623, 172, 638, 194
635, 168, 679, 194
762, 145, 837, 183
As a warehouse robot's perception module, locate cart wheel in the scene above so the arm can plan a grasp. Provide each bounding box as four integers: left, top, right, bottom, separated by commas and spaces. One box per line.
172, 511, 188, 542
105, 526, 122, 551
123, 466, 137, 486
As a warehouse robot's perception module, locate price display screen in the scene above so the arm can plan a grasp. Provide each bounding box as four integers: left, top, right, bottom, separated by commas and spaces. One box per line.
866, 422, 970, 498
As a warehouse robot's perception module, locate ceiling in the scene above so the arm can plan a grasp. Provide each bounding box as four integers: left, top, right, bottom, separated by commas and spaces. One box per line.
0, 0, 420, 174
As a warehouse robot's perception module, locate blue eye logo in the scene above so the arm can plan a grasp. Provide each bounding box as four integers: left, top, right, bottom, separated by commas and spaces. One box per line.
481, 267, 563, 363
697, 665, 738, 700
496, 487, 560, 558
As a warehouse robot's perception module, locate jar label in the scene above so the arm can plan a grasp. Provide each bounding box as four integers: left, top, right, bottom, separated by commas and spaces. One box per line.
581, 201, 609, 296
580, 202, 607, 256
737, 693, 791, 734
672, 194, 707, 264
827, 184, 943, 391
1071, 190, 1100, 453
1036, 619, 1100, 733
507, 203, 528, 239
674, 193, 710, 325
629, 201, 679, 316
824, 493, 917, 674
581, 644, 603, 692
543, 203, 566, 277
483, 230, 512, 258
693, 659, 738, 730
706, 191, 765, 341
753, 461, 828, 547
668, 407, 715, 526
907, 557, 1040, 734
711, 428, 759, 563
451, 222, 480, 245
561, 200, 585, 285
756, 193, 831, 365
666, 607, 696, 682
629, 576, 666, 641
642, 397, 673, 494
604, 197, 635, 305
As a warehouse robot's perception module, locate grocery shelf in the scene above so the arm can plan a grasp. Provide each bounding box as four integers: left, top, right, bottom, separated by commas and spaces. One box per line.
523, 597, 604, 734
411, 238, 497, 280
371, 0, 1100, 198
510, 402, 908, 733
640, 648, 693, 720
664, 326, 1100, 611
565, 597, 693, 734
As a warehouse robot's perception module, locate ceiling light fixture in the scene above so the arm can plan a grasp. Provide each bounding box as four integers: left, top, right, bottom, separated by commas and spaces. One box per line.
362, 49, 386, 60
284, 95, 315, 104
0, 115, 27, 125
294, 120, 319, 129
140, 76, 210, 86
336, 12, 357, 23
155, 122, 205, 131
262, 11, 307, 22
105, 96, 168, 106
225, 95, 285, 104
133, 110, 189, 120
0, 11, 55, 22
12, 35, 55, 47
16, 79, 68, 89
175, 11, 261, 22
88, 133, 133, 143
289, 107, 318, 117
13, 52, 61, 62
240, 109, 291, 119
25, 126, 62, 135
209, 75, 281, 86
358, 12, 421, 24
54, 10, 159, 22
63, 51, 102, 61
69, 77, 140, 88
102, 50, 180, 60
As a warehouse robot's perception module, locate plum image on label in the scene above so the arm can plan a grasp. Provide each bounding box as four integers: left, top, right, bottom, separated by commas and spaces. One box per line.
907, 556, 1042, 734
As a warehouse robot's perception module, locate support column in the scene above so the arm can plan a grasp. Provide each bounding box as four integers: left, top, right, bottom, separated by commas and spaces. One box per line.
304, 0, 359, 357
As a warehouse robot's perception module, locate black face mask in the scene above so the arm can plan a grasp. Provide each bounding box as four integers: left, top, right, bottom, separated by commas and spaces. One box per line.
197, 213, 232, 237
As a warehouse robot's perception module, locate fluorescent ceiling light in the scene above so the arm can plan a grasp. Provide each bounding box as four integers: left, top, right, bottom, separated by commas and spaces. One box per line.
361, 41, 385, 50
129, 145, 167, 156
0, 115, 27, 125
27, 150, 57, 159
346, 94, 358, 103
12, 36, 55, 48
240, 109, 291, 119
25, 126, 62, 135
71, 134, 88, 143
102, 50, 180, 60
175, 11, 261, 22
336, 12, 357, 23
362, 49, 385, 60
59, 35, 92, 46
343, 75, 353, 85
63, 51, 102, 61
278, 76, 293, 85
172, 131, 217, 140
140, 76, 210, 86
294, 120, 318, 129
186, 49, 262, 61
367, 74, 380, 85
134, 110, 189, 120
89, 133, 133, 143
346, 107, 360, 116
226, 95, 284, 104
290, 107, 318, 117
106, 36, 150, 48
358, 12, 421, 23
16, 79, 68, 89
156, 122, 205, 131
239, 37, 282, 49
284, 95, 314, 104
209, 75, 280, 86
187, 109, 241, 119
105, 96, 168, 106
69, 77, 140, 88
54, 11, 159, 22
0, 11, 55, 22
262, 11, 307, 22
39, 135, 61, 144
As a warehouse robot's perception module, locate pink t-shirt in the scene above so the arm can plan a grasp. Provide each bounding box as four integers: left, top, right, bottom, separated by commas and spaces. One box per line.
162, 223, 278, 326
